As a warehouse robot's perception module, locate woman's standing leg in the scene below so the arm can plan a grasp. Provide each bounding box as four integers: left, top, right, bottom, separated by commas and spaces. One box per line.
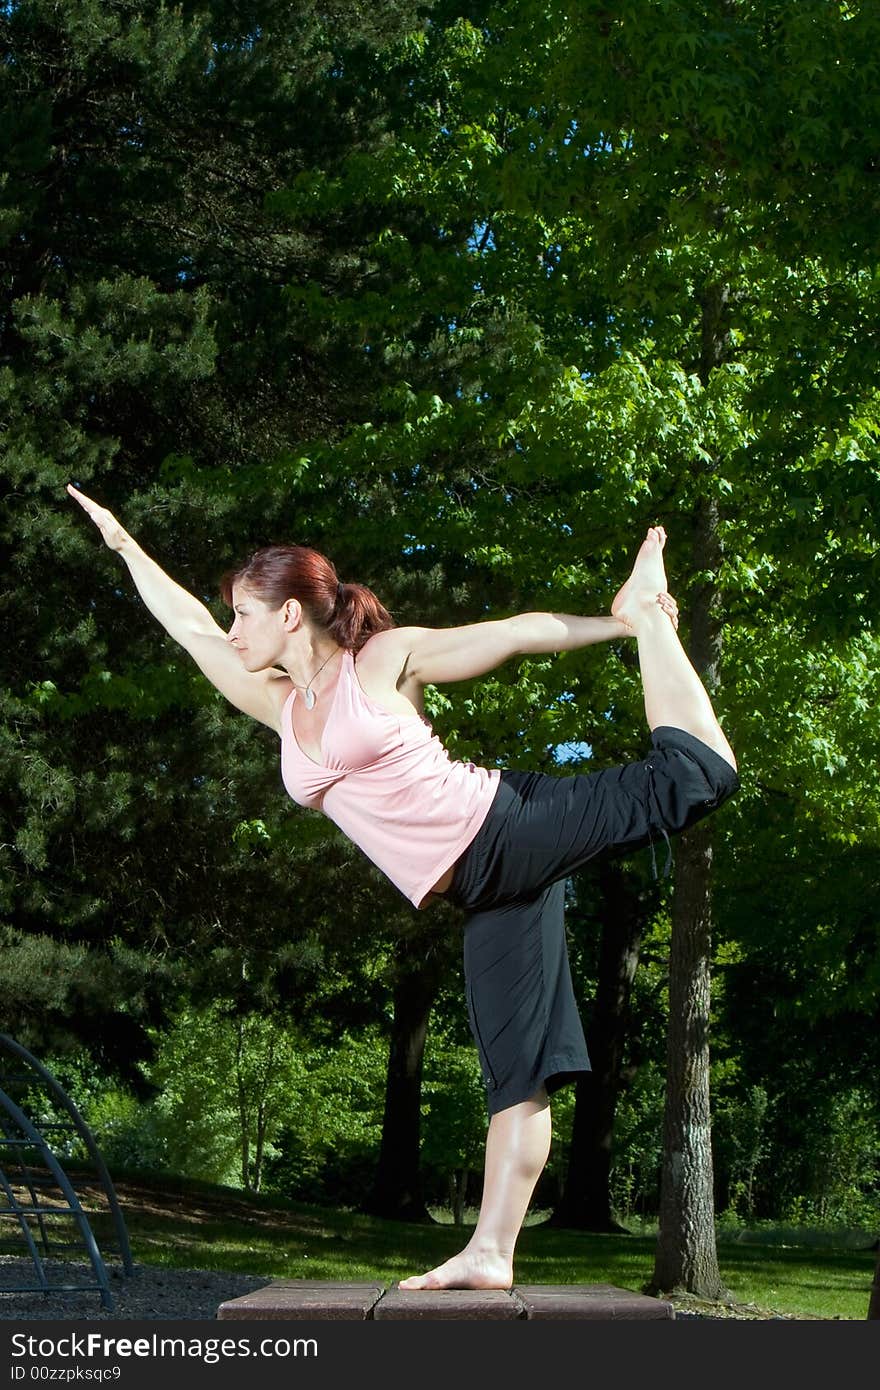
398, 1087, 551, 1290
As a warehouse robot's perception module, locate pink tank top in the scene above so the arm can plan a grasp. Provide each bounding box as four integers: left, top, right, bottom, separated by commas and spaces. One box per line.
280, 650, 500, 908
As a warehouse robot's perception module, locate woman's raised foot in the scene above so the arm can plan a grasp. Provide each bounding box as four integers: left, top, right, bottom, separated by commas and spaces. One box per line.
611, 526, 674, 631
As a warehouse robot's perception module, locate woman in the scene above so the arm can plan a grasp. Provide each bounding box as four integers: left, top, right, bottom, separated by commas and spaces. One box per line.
67, 482, 738, 1291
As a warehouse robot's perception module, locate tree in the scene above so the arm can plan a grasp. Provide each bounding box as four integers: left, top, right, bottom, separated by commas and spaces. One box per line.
365, 929, 452, 1220
551, 859, 660, 1232
146, 1002, 305, 1191
0, 0, 429, 1070
6, 0, 879, 1246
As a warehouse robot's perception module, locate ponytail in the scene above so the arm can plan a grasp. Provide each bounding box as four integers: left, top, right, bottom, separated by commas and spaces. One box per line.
329, 582, 394, 653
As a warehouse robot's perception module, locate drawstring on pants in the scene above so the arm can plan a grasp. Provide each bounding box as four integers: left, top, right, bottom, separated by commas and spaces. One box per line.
646, 762, 674, 880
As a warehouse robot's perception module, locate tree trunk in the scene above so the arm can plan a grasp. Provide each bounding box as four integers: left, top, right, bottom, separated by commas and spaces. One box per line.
253, 1104, 266, 1195
650, 281, 733, 1300
867, 1240, 880, 1319
364, 940, 441, 1222
551, 862, 649, 1230
651, 816, 729, 1298
235, 1021, 251, 1193
449, 1169, 468, 1226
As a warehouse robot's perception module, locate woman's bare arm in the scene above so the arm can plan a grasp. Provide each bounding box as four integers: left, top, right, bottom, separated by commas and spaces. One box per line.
393, 612, 631, 688
66, 485, 285, 730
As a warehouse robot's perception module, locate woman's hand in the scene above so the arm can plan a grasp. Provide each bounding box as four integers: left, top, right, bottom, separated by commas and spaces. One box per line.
656, 591, 679, 630
67, 484, 130, 552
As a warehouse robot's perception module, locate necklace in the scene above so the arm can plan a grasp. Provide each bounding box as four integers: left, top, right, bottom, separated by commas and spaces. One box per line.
292, 649, 340, 710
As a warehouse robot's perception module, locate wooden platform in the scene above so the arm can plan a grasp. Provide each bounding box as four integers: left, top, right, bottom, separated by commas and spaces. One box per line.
217, 1280, 674, 1320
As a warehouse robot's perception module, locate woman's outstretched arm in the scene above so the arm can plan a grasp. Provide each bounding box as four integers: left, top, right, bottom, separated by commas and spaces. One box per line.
66, 485, 285, 730
389, 598, 678, 689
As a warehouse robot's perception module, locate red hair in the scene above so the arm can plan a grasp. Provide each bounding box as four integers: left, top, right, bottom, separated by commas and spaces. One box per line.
220, 545, 394, 654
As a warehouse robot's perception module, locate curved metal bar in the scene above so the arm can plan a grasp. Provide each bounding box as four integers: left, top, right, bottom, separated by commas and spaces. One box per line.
0, 1034, 134, 1274
0, 1165, 49, 1290
0, 1118, 53, 1253
0, 1088, 114, 1310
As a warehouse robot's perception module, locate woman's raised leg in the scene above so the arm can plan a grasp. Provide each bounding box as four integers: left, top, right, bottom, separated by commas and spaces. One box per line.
611, 526, 737, 769
398, 1087, 551, 1290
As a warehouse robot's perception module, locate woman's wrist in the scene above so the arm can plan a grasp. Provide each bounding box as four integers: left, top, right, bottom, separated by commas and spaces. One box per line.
116, 530, 140, 559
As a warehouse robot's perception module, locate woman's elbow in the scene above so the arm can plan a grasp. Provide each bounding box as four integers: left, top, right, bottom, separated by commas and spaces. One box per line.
507, 612, 556, 655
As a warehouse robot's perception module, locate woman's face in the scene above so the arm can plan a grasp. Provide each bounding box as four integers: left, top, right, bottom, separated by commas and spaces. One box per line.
227, 585, 288, 670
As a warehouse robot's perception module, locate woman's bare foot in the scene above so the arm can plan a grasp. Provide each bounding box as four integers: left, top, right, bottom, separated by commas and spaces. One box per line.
398, 1244, 512, 1291
611, 526, 675, 631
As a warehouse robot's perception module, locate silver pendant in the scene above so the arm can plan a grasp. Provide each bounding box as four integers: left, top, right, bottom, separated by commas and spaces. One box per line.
304, 688, 316, 710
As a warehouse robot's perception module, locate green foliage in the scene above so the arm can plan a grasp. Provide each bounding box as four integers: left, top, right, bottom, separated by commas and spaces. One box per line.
142, 1004, 308, 1190
263, 1030, 388, 1203
609, 1062, 666, 1222
418, 1026, 486, 1214
81, 1085, 168, 1174
0, 928, 170, 1077
0, 0, 433, 1068
712, 1083, 772, 1223
76, 1005, 388, 1195
68, 1007, 390, 1197
781, 1089, 880, 1230
2, 0, 878, 1237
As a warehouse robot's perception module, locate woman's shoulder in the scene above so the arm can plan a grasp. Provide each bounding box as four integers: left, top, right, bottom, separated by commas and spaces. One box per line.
357, 625, 421, 675
356, 627, 428, 711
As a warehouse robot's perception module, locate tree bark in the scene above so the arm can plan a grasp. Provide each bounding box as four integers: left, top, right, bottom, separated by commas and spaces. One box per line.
235, 1020, 251, 1193
364, 939, 441, 1222
867, 1239, 880, 1319
253, 1103, 267, 1194
651, 815, 729, 1298
449, 1169, 469, 1226
650, 282, 733, 1301
551, 862, 649, 1230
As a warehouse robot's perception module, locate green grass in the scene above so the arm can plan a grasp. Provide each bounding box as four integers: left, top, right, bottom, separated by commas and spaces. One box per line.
89, 1175, 876, 1321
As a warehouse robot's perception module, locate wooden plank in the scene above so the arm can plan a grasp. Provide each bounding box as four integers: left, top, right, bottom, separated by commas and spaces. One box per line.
216, 1281, 674, 1321
217, 1280, 385, 1321
512, 1283, 675, 1320
373, 1287, 521, 1320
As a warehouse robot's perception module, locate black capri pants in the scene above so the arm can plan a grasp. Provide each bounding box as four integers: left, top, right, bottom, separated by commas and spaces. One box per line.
445, 726, 740, 1116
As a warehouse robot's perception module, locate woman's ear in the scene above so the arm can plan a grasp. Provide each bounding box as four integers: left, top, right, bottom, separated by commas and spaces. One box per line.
282, 598, 303, 631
